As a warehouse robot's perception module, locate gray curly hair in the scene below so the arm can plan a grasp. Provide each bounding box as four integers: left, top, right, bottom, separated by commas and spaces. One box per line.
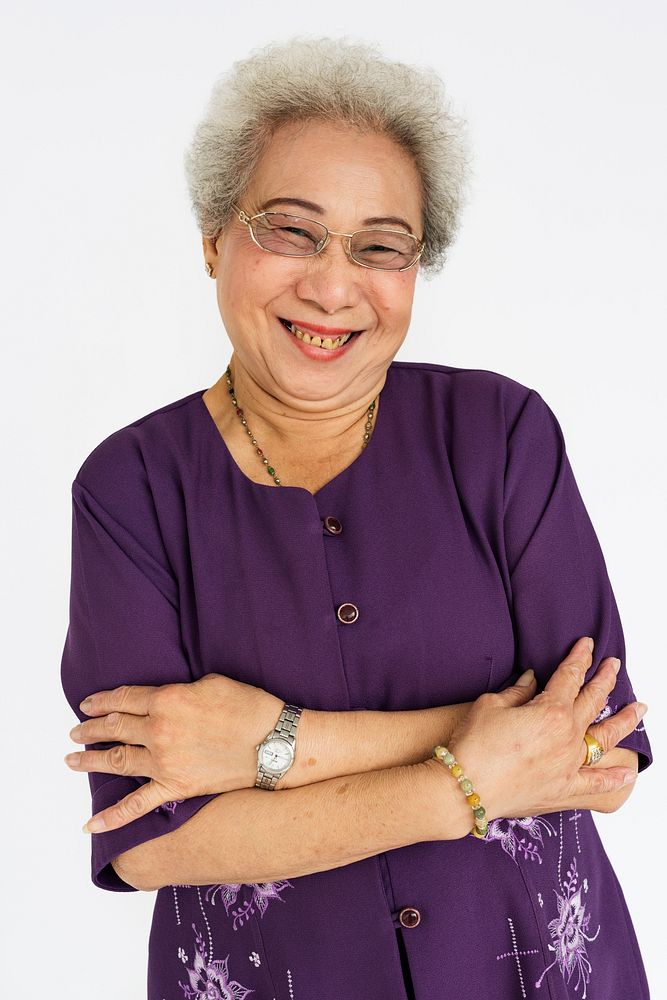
183, 36, 473, 277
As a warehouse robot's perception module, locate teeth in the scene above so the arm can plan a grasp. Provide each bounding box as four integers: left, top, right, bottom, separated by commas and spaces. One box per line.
284, 320, 354, 350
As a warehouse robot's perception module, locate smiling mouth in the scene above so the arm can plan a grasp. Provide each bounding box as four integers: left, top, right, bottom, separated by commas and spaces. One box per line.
279, 317, 363, 350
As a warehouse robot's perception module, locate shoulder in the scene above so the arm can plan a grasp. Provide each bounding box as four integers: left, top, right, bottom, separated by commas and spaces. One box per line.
388, 360, 548, 436
70, 389, 205, 554
73, 387, 204, 499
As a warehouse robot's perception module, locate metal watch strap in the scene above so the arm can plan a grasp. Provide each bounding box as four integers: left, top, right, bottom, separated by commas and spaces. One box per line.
255, 703, 303, 790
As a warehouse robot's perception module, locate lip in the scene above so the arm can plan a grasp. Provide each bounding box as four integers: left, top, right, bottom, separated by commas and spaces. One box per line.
279, 317, 362, 336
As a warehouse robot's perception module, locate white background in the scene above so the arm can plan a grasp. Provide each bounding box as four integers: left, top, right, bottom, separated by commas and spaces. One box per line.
1, 1, 664, 996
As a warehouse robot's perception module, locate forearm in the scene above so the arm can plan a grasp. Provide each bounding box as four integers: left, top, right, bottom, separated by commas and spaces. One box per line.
120, 757, 470, 891
279, 702, 473, 789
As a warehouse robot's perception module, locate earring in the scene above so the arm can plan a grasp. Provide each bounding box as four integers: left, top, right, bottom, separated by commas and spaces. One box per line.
205, 262, 214, 278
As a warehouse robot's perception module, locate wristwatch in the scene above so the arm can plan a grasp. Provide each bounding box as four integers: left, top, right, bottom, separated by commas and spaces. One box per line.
255, 703, 303, 789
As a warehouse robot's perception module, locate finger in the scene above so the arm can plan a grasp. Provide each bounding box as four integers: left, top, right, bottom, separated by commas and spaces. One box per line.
81, 780, 171, 833
64, 743, 152, 778
569, 764, 636, 801
585, 702, 645, 762
69, 711, 148, 747
573, 657, 620, 731
79, 683, 160, 717
541, 636, 594, 705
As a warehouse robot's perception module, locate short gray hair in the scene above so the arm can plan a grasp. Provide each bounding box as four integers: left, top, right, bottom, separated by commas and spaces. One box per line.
183, 36, 473, 277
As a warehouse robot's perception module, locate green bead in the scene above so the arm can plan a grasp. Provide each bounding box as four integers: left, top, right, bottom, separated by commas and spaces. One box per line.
473, 806, 486, 820
460, 779, 474, 795
443, 751, 455, 766
267, 466, 275, 476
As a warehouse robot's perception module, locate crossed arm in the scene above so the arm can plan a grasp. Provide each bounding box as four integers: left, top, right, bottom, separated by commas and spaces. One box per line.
112, 701, 639, 891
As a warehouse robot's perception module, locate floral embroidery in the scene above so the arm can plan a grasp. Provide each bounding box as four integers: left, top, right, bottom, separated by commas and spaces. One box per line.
490, 810, 601, 995
593, 694, 646, 733
156, 799, 185, 814
535, 856, 600, 997
178, 922, 254, 999
592, 698, 615, 724
484, 815, 557, 864
204, 881, 294, 930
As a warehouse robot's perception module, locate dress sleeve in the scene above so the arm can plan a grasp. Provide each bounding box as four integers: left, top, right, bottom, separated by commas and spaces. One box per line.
502, 388, 653, 774
60, 470, 220, 892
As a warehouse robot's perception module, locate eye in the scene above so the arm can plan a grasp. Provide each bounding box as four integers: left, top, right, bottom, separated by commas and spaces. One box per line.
281, 225, 316, 240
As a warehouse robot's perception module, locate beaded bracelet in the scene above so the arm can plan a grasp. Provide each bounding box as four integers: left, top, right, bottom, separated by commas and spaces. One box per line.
432, 745, 489, 838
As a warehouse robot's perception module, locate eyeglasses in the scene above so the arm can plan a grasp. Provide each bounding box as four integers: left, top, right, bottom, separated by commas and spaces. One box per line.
231, 204, 424, 272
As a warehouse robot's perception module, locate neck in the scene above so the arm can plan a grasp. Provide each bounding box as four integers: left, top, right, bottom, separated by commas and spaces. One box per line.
219, 354, 383, 457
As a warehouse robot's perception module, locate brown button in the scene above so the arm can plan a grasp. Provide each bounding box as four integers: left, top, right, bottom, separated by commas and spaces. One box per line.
399, 907, 421, 929
336, 602, 359, 624
323, 516, 343, 535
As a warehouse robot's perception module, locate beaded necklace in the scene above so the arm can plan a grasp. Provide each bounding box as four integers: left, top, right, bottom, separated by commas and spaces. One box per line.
223, 363, 378, 487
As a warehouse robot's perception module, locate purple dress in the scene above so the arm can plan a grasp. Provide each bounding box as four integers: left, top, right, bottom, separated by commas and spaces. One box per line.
60, 360, 653, 1000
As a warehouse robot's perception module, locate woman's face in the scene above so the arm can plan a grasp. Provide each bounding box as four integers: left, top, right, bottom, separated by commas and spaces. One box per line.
203, 119, 424, 410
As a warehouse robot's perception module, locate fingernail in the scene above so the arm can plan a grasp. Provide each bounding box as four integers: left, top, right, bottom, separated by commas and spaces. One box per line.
65, 753, 82, 767
82, 816, 105, 833
586, 637, 594, 651
622, 771, 637, 786
634, 702, 648, 722
611, 658, 621, 674
517, 669, 535, 687
80, 698, 92, 712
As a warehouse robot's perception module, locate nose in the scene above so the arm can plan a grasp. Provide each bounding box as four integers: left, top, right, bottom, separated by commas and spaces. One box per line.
293, 236, 363, 315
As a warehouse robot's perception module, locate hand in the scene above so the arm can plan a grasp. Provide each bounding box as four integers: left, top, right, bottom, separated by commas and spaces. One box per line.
64, 674, 284, 832
445, 635, 645, 823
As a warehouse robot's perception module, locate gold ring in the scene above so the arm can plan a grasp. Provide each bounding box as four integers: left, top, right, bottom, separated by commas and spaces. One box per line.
583, 732, 604, 766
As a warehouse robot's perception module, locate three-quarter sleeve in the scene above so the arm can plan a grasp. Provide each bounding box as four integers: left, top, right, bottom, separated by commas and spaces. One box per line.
502, 388, 652, 773
60, 456, 220, 892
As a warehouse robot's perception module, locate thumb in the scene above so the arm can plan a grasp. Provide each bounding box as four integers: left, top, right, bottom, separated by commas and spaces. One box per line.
499, 669, 537, 705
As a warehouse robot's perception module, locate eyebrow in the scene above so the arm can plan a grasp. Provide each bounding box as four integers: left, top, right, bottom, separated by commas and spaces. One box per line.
258, 197, 415, 234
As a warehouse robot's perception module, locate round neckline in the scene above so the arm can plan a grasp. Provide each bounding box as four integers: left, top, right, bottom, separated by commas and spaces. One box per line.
196, 367, 393, 500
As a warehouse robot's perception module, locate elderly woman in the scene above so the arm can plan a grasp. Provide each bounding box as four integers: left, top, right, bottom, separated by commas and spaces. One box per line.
61, 37, 652, 1000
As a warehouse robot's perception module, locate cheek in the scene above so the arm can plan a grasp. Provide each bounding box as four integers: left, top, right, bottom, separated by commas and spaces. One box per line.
221, 251, 298, 312
368, 275, 416, 330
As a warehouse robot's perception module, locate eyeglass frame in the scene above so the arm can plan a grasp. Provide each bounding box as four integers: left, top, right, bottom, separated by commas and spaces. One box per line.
230, 203, 425, 272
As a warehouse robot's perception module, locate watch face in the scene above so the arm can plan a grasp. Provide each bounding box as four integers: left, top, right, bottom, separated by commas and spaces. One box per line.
260, 737, 293, 774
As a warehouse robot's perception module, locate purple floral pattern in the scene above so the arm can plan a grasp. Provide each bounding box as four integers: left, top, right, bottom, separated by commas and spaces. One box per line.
204, 881, 294, 931
156, 798, 185, 814
535, 856, 600, 997
178, 922, 254, 999
483, 815, 557, 864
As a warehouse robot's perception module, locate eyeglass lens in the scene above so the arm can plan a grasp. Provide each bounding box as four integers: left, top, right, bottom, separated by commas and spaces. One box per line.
250, 213, 419, 269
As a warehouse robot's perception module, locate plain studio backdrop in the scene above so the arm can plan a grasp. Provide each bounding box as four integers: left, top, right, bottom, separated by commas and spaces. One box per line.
1, 1, 664, 996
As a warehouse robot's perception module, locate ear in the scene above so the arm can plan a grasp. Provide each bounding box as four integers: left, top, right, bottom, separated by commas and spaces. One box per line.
202, 233, 220, 273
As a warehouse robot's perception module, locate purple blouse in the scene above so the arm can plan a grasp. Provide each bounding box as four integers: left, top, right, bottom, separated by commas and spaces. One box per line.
60, 360, 653, 999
